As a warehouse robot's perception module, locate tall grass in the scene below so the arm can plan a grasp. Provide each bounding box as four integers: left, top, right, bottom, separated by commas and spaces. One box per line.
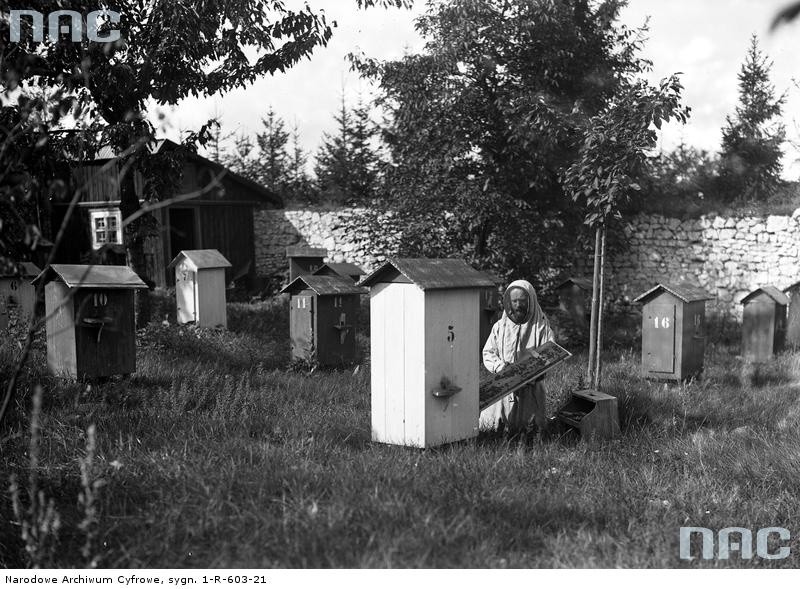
3, 297, 800, 567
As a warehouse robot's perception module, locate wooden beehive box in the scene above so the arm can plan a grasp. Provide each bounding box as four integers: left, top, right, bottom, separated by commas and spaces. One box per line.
359, 258, 495, 448
32, 264, 147, 378
554, 276, 592, 325
286, 246, 327, 282
168, 249, 231, 328
477, 270, 504, 353
280, 275, 366, 366
312, 262, 365, 284
634, 282, 713, 381
784, 282, 800, 349
741, 286, 789, 362
0, 262, 40, 329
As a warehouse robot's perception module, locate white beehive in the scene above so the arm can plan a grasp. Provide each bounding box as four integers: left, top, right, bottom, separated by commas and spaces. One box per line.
168, 249, 231, 328
359, 258, 495, 448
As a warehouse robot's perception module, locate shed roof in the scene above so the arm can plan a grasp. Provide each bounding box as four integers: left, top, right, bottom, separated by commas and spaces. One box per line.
741, 285, 790, 305
280, 275, 367, 296
1, 262, 42, 278
286, 246, 327, 259
32, 265, 148, 289
312, 263, 365, 279
555, 277, 593, 291
168, 249, 232, 270
633, 282, 713, 304
358, 258, 496, 290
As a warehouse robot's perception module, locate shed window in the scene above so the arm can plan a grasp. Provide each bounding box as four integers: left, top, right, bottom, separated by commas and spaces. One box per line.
90, 209, 122, 250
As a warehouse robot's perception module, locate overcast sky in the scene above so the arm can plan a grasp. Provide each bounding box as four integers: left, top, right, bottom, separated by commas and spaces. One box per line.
151, 0, 800, 180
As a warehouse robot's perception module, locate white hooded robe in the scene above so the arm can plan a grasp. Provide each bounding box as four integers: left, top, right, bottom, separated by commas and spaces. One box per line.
479, 279, 555, 433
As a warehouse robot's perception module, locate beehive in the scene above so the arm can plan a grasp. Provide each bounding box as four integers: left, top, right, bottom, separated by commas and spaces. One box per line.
168, 249, 231, 328
477, 271, 504, 353
286, 246, 327, 282
280, 275, 366, 366
32, 264, 147, 378
554, 276, 592, 326
741, 286, 789, 362
784, 282, 800, 349
0, 262, 40, 329
312, 262, 365, 284
359, 258, 495, 448
634, 282, 713, 381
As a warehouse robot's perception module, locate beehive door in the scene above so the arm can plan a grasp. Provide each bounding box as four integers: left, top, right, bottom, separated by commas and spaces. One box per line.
0, 293, 7, 330
743, 301, 774, 361
290, 294, 314, 361
175, 263, 197, 324
644, 303, 676, 373
75, 290, 136, 376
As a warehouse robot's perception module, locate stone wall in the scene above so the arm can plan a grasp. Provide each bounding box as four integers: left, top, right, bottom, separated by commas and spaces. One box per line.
254, 206, 800, 317
254, 207, 402, 281
609, 212, 800, 317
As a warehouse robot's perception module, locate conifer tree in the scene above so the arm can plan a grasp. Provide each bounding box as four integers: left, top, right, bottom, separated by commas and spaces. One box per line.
256, 107, 290, 193
719, 34, 786, 201
314, 93, 380, 203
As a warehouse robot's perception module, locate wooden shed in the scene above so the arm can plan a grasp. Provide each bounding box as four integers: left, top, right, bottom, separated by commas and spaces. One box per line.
168, 249, 231, 328
280, 275, 366, 366
52, 138, 282, 291
554, 277, 592, 325
32, 264, 147, 378
741, 286, 789, 362
0, 262, 40, 329
286, 247, 327, 282
312, 262, 365, 284
634, 282, 713, 381
784, 282, 800, 349
359, 258, 495, 448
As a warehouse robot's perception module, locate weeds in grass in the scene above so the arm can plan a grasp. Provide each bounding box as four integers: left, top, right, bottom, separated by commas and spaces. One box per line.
8, 386, 61, 568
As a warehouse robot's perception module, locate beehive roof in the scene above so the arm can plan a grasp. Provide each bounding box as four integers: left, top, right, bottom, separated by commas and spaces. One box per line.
554, 277, 593, 291
741, 285, 790, 305
286, 246, 327, 258
281, 275, 367, 296
633, 282, 713, 303
32, 265, 148, 289
0, 262, 41, 278
168, 249, 232, 270
313, 262, 365, 279
358, 258, 496, 290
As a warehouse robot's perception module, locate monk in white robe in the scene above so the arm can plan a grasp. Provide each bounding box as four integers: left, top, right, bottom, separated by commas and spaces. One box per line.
480, 279, 555, 435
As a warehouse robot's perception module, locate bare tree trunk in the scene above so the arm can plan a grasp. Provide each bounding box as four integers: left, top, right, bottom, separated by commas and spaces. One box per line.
593, 225, 607, 390
119, 163, 153, 328
587, 226, 602, 386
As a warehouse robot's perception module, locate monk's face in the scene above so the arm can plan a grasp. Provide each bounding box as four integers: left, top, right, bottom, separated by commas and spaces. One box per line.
509, 287, 529, 324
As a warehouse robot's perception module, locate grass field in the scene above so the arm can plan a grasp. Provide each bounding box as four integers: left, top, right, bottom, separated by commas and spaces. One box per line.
2, 296, 800, 568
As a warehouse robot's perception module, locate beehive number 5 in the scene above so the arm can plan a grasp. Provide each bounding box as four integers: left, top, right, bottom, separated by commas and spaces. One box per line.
653, 316, 670, 329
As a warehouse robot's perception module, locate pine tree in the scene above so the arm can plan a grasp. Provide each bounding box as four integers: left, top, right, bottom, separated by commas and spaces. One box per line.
255, 107, 290, 193
348, 98, 380, 202
314, 92, 380, 203
315, 93, 354, 202
719, 34, 786, 201
286, 121, 316, 203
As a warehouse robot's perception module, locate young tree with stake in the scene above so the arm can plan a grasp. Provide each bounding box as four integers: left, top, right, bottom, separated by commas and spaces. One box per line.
563, 76, 689, 389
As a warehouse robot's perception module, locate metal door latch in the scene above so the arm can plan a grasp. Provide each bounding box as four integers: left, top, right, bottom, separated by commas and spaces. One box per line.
431, 376, 462, 398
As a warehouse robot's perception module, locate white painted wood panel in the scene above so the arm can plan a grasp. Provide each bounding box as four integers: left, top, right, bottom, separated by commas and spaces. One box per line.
175, 260, 196, 324
370, 282, 388, 443
402, 285, 426, 447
